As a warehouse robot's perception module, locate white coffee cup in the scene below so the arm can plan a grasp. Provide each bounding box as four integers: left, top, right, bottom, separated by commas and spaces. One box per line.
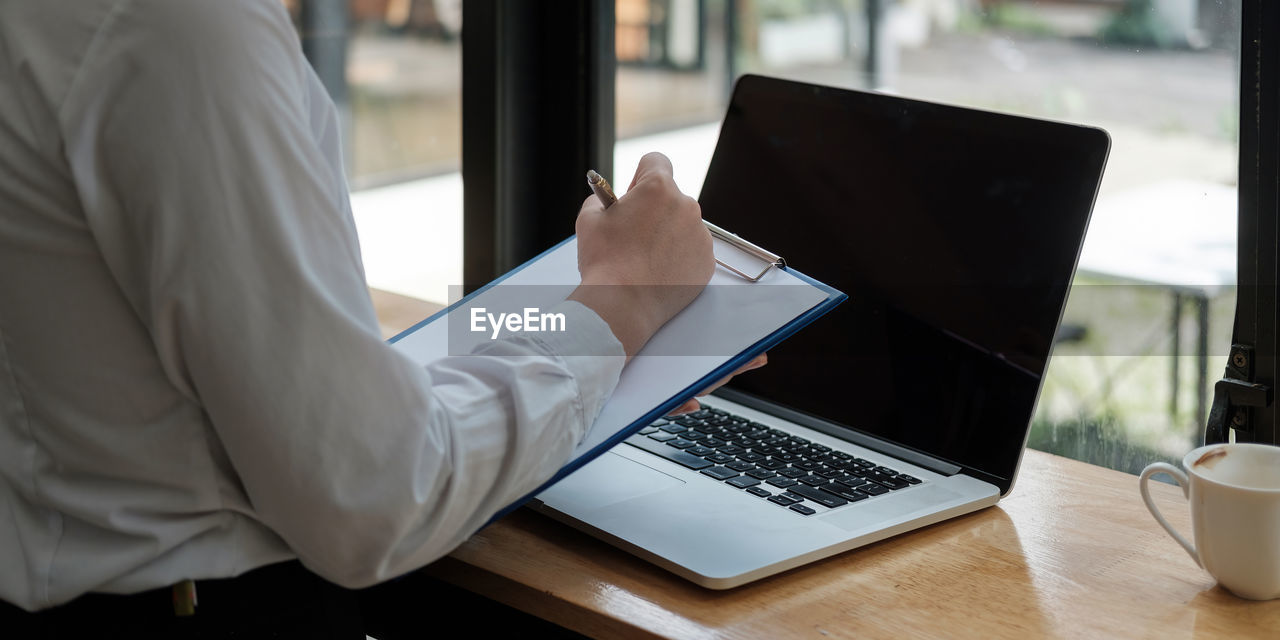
1140, 443, 1280, 600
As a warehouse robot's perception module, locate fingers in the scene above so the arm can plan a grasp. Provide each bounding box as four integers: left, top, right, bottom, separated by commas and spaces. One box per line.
629, 152, 674, 190
695, 353, 768, 397
668, 398, 701, 416
577, 193, 604, 217
667, 353, 768, 416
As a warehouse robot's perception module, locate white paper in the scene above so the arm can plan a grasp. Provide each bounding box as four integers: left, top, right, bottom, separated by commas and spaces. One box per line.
390, 237, 831, 460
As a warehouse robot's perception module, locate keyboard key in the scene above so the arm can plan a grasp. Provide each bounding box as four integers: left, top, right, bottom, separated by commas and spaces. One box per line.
686, 445, 715, 457
787, 484, 848, 508
775, 453, 800, 463
683, 431, 709, 441
746, 468, 776, 480
854, 458, 875, 467
702, 437, 728, 448
648, 432, 677, 442
745, 486, 772, 498
718, 445, 746, 455
737, 452, 767, 463
874, 466, 898, 475
900, 474, 922, 485
810, 444, 832, 453
777, 467, 807, 479
768, 494, 800, 506
831, 451, 852, 460
705, 453, 734, 464
726, 460, 756, 472
726, 476, 761, 489
756, 459, 786, 471
835, 476, 865, 488
639, 426, 659, 435
766, 477, 798, 489
820, 484, 869, 502
789, 504, 817, 516
874, 476, 909, 490
825, 459, 853, 470
649, 418, 670, 427
667, 439, 695, 449
859, 482, 889, 496
701, 466, 740, 481
625, 435, 713, 470
660, 424, 687, 434
818, 469, 846, 479
798, 475, 828, 487
794, 460, 823, 471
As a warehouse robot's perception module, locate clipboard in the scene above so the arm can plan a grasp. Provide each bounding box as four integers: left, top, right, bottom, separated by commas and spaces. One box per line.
387, 233, 846, 523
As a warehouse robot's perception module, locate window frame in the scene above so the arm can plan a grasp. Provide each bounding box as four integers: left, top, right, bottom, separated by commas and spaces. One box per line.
460, 1, 616, 289
1208, 0, 1280, 446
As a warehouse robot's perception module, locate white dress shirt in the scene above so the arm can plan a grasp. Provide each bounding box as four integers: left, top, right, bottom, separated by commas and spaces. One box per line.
0, 0, 625, 611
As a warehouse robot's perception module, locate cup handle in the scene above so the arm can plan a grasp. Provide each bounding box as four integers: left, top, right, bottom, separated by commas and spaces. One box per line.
1140, 462, 1199, 566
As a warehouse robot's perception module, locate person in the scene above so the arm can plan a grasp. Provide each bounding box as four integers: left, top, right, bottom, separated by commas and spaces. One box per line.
0, 0, 758, 636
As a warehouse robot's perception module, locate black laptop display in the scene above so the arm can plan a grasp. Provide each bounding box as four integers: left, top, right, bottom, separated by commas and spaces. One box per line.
706, 75, 1111, 494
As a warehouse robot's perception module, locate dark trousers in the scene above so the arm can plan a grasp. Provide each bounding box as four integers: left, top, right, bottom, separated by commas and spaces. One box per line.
0, 561, 584, 639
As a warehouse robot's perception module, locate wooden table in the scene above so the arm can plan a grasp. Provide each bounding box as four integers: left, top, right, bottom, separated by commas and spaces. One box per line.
425, 450, 1280, 639
366, 289, 1278, 638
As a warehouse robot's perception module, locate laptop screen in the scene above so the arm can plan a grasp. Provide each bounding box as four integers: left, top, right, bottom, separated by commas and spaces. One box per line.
706, 75, 1109, 492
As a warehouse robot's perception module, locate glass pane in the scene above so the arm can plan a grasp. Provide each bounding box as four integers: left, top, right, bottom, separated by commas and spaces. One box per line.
289, 0, 463, 305
616, 0, 1241, 474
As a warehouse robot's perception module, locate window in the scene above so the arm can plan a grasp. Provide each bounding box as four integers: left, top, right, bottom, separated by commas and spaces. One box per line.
289, 0, 463, 305
614, 0, 1243, 473
303, 2, 1274, 456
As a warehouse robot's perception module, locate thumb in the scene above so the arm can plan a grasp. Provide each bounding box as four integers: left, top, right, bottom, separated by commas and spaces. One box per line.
629, 151, 674, 190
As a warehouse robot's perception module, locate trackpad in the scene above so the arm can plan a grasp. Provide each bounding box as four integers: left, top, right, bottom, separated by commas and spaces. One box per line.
540, 452, 686, 511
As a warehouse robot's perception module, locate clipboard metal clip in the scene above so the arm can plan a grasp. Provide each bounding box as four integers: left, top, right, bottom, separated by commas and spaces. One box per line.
704, 220, 786, 282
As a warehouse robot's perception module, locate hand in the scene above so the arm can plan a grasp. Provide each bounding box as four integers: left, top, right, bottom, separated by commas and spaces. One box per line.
668, 353, 768, 415
569, 153, 715, 358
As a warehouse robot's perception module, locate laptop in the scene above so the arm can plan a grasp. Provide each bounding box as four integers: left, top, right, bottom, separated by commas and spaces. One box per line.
532, 75, 1110, 588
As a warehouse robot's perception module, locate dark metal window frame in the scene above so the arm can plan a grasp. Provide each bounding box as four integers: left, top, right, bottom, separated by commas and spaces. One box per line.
461, 1, 616, 288
1206, 0, 1280, 446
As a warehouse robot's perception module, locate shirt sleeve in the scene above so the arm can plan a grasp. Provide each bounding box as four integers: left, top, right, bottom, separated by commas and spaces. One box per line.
57, 0, 624, 586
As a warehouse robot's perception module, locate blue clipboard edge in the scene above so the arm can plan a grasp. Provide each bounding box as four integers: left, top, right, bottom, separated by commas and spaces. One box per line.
387, 236, 577, 345
378, 237, 847, 525
483, 264, 847, 524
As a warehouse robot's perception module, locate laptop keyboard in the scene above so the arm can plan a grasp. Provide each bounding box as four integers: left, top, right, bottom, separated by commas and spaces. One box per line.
623, 406, 922, 516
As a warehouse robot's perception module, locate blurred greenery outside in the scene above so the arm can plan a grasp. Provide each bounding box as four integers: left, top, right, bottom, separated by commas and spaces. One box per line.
1032, 277, 1236, 476
329, 0, 1241, 476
